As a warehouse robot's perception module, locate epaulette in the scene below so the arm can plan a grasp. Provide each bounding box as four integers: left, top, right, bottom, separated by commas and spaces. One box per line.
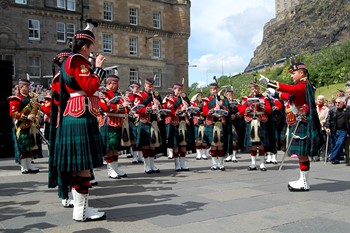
67, 53, 85, 70
7, 95, 21, 101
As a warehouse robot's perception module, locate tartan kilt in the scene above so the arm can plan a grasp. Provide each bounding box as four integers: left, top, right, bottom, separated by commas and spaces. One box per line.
12, 126, 21, 164
100, 120, 125, 151
287, 122, 308, 156
129, 121, 137, 142
136, 121, 152, 147
244, 121, 270, 148
54, 112, 104, 172
203, 124, 214, 145
225, 124, 233, 154
17, 127, 31, 154
165, 124, 179, 148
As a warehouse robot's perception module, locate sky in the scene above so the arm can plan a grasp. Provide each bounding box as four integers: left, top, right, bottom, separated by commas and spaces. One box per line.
188, 0, 276, 86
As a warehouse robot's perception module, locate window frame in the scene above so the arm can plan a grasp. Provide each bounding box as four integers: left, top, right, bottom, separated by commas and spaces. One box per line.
66, 23, 75, 41
103, 34, 113, 53
129, 37, 138, 56
104, 2, 113, 21
56, 22, 66, 42
153, 11, 161, 29
28, 19, 40, 40
153, 69, 162, 87
15, 0, 27, 4
129, 8, 138, 26
152, 40, 161, 58
28, 56, 41, 78
67, 0, 76, 11
129, 68, 139, 85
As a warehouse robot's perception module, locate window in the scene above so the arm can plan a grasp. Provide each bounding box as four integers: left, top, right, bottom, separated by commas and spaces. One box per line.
130, 68, 139, 84
66, 23, 75, 41
129, 8, 138, 25
0, 54, 15, 77
153, 69, 162, 87
103, 34, 112, 53
28, 57, 41, 77
57, 0, 75, 11
56, 23, 66, 42
153, 40, 161, 58
104, 2, 113, 21
57, 0, 65, 9
15, 0, 27, 4
153, 12, 161, 29
56, 23, 75, 42
67, 0, 76, 11
129, 37, 138, 56
29, 20, 40, 40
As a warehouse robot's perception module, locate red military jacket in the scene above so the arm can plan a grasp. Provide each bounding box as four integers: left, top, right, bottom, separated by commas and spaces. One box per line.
162, 95, 187, 125
134, 91, 161, 123
62, 54, 100, 118
202, 95, 228, 125
51, 72, 60, 106
99, 89, 129, 128
8, 93, 33, 129
40, 97, 51, 122
239, 94, 272, 123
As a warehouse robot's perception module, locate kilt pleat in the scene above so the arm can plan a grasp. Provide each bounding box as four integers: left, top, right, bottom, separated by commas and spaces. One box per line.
55, 112, 104, 172
136, 121, 151, 147
287, 122, 308, 156
166, 124, 179, 147
100, 121, 123, 151
244, 121, 270, 148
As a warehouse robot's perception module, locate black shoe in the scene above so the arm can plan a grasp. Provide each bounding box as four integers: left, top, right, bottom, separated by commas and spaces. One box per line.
152, 169, 160, 173
28, 169, 39, 173
181, 168, 190, 171
108, 175, 121, 179
331, 160, 340, 164
132, 161, 138, 164
118, 173, 127, 178
288, 184, 309, 192
232, 159, 238, 163
211, 166, 217, 170
145, 170, 153, 174
248, 166, 257, 171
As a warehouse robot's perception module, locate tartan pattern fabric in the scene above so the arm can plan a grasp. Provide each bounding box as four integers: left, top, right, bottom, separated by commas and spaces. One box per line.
204, 124, 214, 145
17, 128, 31, 153
287, 122, 308, 156
136, 121, 152, 147
100, 121, 124, 151
12, 126, 21, 164
306, 81, 324, 157
54, 112, 104, 172
165, 124, 179, 148
244, 121, 270, 148
129, 121, 137, 142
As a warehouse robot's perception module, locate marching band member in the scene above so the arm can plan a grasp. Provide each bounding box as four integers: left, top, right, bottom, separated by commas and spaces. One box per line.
53, 19, 106, 221
265, 97, 286, 164
128, 83, 144, 164
224, 89, 242, 163
163, 91, 175, 159
191, 91, 208, 160
99, 74, 130, 179
163, 83, 190, 171
8, 79, 40, 174
202, 81, 229, 171
240, 81, 272, 171
48, 48, 74, 208
40, 90, 52, 141
134, 77, 163, 174
260, 62, 323, 191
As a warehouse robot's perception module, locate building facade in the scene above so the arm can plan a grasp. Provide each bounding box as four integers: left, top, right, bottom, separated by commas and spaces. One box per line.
0, 0, 191, 95
275, 0, 300, 19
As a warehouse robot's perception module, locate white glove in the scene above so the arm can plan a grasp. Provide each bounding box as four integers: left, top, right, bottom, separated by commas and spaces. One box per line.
266, 88, 276, 96
259, 74, 269, 85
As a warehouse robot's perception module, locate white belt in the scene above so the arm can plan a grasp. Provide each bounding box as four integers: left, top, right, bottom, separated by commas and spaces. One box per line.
106, 113, 126, 117
193, 116, 201, 119
70, 91, 87, 97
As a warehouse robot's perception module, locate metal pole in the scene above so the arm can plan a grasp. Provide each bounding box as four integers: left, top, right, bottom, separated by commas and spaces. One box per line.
279, 116, 301, 171
324, 133, 330, 164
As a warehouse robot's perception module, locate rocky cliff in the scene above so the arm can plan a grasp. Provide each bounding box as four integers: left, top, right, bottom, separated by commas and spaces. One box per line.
246, 0, 350, 71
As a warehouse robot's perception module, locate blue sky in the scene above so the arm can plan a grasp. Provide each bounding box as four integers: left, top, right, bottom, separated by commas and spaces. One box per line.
188, 0, 275, 86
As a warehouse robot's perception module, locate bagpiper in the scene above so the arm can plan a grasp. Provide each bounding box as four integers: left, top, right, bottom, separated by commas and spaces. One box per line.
128, 82, 144, 164
134, 77, 163, 174
191, 91, 209, 160
202, 81, 229, 171
163, 82, 191, 171
260, 62, 323, 191
99, 74, 130, 179
239, 81, 272, 171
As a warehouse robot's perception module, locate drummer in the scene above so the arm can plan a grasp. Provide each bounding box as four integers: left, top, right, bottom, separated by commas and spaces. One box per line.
202, 82, 229, 171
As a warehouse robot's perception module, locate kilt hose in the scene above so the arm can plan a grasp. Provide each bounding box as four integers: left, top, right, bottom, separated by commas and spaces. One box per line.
54, 112, 104, 172
287, 121, 308, 156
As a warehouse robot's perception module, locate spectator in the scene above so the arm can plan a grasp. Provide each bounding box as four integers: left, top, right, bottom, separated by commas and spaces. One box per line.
325, 97, 349, 164
316, 95, 329, 161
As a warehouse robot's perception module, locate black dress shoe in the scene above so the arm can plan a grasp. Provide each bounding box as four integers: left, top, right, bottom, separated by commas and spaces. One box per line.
152, 169, 160, 173
145, 170, 153, 174
331, 160, 340, 164
181, 168, 190, 171
248, 166, 257, 171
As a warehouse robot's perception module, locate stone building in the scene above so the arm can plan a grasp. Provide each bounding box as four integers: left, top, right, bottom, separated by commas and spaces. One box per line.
275, 0, 300, 19
0, 0, 191, 95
